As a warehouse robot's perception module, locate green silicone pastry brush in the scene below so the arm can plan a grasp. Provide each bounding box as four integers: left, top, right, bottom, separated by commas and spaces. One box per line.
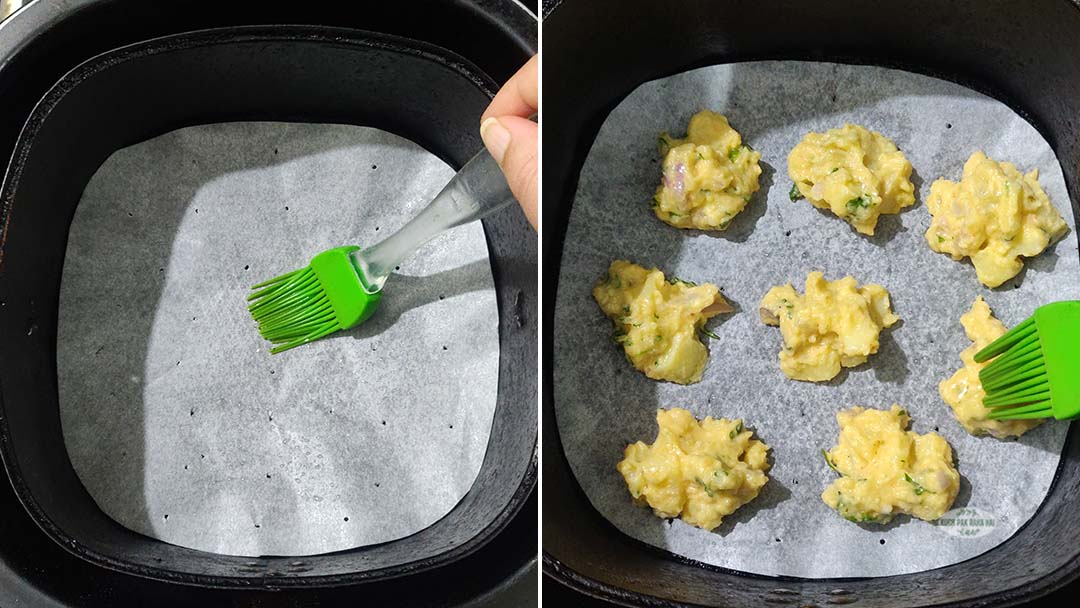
975, 301, 1080, 420
247, 148, 515, 354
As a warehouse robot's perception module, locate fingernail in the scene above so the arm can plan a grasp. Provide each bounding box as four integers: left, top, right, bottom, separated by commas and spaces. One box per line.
480, 117, 511, 163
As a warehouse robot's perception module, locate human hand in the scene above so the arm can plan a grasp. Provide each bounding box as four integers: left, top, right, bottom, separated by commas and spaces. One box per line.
480, 54, 538, 230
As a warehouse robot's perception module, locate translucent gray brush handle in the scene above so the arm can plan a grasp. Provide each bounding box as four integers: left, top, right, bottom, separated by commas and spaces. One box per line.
351, 148, 515, 294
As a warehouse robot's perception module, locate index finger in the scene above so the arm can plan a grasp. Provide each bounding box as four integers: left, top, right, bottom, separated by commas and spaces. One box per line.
481, 54, 538, 122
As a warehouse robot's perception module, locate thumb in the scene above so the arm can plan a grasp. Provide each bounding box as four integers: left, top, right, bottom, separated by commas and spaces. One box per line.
480, 116, 538, 230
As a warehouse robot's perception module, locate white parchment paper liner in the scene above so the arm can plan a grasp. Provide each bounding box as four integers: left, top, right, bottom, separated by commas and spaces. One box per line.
58, 122, 499, 557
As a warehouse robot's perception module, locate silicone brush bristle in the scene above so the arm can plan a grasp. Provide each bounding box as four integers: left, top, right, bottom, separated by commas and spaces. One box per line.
976, 316, 1051, 419
247, 266, 341, 354
970, 301, 1080, 421
248, 246, 380, 354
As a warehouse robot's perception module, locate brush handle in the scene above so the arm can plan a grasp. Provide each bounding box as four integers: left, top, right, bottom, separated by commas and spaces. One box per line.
351, 147, 516, 293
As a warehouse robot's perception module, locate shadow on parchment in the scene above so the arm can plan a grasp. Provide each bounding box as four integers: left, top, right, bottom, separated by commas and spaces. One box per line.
343, 259, 493, 342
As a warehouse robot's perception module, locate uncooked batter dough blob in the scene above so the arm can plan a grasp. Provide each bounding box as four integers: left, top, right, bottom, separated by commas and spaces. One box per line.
925, 151, 1067, 288
939, 296, 1043, 438
653, 110, 763, 231
788, 123, 914, 235
593, 260, 732, 384
618, 408, 770, 531
759, 272, 899, 382
822, 406, 960, 524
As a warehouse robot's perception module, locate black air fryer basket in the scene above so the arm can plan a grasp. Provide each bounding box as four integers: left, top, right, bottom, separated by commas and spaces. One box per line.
543, 1, 1080, 606
0, 0, 536, 602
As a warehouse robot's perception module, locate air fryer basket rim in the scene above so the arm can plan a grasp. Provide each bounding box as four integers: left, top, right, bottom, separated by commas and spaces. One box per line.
0, 24, 535, 589
542, 1, 1080, 607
